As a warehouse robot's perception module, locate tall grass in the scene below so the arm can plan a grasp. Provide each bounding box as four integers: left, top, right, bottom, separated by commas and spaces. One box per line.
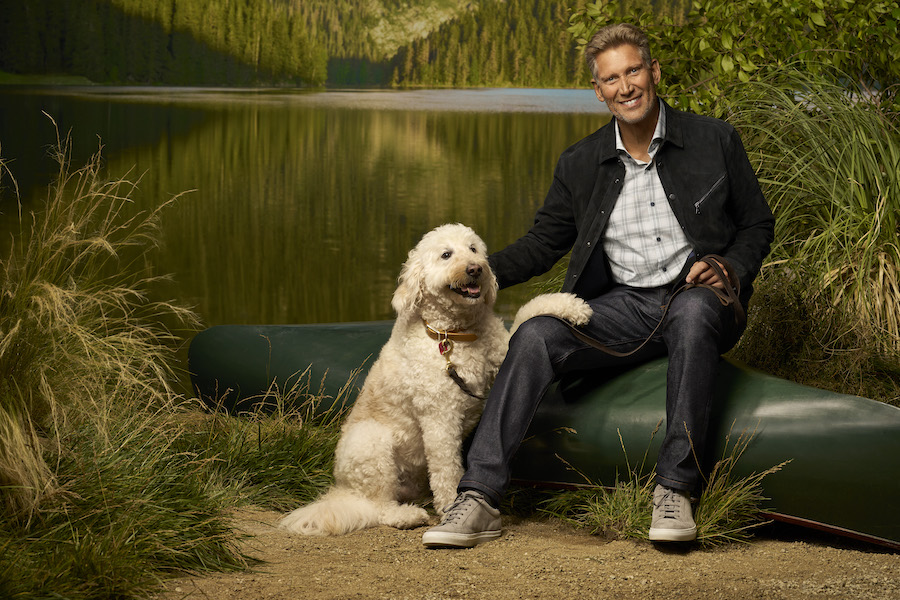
0, 120, 197, 517
0, 126, 346, 598
539, 427, 783, 546
724, 67, 900, 401
176, 376, 347, 512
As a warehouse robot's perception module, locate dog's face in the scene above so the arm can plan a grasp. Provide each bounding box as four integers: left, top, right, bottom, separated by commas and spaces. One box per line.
392, 223, 498, 317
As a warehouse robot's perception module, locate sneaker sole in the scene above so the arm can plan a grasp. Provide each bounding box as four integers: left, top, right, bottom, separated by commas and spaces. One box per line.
648, 526, 697, 542
422, 529, 501, 549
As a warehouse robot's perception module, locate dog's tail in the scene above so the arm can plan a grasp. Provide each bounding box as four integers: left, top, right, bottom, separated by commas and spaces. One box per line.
279, 487, 382, 536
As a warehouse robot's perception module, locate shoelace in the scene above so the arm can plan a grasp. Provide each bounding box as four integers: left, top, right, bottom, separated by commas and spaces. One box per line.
441, 493, 479, 524
656, 489, 683, 519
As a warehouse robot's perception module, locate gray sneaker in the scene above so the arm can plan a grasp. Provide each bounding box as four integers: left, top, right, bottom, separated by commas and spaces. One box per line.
649, 484, 697, 542
422, 490, 502, 548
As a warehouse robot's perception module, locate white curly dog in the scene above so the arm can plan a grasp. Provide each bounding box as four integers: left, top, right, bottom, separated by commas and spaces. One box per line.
279, 223, 592, 536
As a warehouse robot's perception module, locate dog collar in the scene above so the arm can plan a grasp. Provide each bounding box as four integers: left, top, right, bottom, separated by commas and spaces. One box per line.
423, 321, 478, 342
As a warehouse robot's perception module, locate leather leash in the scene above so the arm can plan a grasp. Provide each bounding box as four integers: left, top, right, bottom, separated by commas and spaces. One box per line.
422, 255, 744, 396
563, 254, 745, 358
424, 321, 486, 400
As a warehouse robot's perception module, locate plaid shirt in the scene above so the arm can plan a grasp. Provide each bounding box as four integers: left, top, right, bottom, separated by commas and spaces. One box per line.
602, 104, 692, 287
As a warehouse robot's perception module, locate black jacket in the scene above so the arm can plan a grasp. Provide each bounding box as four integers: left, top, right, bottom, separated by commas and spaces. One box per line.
488, 101, 775, 303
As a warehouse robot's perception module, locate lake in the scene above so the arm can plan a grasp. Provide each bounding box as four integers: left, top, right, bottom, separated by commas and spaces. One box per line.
0, 87, 610, 330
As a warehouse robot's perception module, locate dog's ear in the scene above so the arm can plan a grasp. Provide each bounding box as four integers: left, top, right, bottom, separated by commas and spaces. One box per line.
483, 262, 499, 307
391, 250, 424, 316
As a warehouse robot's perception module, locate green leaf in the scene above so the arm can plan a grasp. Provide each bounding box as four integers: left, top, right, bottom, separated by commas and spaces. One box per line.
722, 31, 733, 50
721, 54, 735, 73
810, 12, 827, 26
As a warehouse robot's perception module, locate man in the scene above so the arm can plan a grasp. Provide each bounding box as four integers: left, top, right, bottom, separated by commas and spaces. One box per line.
422, 23, 775, 548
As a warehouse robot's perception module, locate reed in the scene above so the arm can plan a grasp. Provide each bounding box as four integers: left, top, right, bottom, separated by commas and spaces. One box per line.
0, 124, 375, 597
0, 125, 254, 598
725, 67, 900, 359
0, 120, 198, 517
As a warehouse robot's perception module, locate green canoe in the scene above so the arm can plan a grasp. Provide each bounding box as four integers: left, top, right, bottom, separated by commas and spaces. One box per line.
188, 322, 900, 549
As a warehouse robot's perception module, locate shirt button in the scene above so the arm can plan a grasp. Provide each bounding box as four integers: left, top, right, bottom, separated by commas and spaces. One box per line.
650, 202, 656, 207
662, 267, 668, 272
669, 193, 676, 200
586, 241, 591, 247
656, 237, 661, 242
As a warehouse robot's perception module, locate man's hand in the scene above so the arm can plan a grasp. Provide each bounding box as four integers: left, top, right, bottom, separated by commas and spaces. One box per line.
686, 258, 730, 290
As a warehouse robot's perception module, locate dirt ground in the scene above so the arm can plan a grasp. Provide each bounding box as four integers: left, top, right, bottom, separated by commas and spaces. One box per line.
153, 508, 900, 600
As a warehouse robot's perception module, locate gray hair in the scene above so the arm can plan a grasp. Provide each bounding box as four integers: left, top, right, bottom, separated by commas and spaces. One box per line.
584, 23, 653, 82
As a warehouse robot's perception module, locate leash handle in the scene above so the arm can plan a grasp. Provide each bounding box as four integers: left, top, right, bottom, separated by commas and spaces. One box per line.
564, 254, 745, 358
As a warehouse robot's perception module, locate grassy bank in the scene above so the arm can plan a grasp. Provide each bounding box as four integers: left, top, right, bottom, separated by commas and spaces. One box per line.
0, 128, 342, 598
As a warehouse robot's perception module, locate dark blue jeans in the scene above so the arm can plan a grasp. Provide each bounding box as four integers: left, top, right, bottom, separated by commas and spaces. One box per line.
459, 284, 744, 505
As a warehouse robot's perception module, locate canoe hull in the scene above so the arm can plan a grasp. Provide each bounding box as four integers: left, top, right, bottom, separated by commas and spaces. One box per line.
189, 323, 900, 549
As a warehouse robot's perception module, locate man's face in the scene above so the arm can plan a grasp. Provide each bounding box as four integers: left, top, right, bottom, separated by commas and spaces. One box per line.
591, 44, 661, 126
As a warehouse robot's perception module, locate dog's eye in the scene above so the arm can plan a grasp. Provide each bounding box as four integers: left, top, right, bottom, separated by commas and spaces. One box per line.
441, 251, 452, 260
470, 246, 477, 253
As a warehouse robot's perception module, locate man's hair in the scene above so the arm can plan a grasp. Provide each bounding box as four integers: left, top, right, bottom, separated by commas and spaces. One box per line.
584, 23, 653, 82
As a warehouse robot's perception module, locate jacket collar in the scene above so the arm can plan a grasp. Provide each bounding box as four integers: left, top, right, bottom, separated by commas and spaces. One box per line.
597, 99, 684, 164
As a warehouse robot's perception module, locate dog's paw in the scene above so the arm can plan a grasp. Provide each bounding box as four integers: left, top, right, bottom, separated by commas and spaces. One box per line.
510, 292, 593, 335
379, 503, 429, 529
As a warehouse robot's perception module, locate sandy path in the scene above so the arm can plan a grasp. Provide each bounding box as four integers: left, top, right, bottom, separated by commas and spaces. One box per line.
153, 509, 900, 599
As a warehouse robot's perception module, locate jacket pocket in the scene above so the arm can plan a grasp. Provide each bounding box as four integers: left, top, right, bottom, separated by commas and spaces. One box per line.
694, 173, 726, 214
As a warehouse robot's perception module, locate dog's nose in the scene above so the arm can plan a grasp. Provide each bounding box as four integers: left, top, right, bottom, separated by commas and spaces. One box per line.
466, 264, 483, 279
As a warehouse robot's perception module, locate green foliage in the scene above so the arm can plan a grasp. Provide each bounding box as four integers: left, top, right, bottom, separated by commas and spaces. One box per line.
722, 67, 900, 400
540, 428, 782, 546
568, 0, 900, 114
0, 409, 248, 600
180, 384, 346, 511
297, 0, 476, 61
0, 122, 198, 517
392, 0, 587, 88
693, 429, 788, 545
0, 131, 345, 598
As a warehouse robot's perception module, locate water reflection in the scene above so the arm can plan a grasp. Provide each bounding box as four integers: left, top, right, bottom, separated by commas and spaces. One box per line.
0, 88, 610, 326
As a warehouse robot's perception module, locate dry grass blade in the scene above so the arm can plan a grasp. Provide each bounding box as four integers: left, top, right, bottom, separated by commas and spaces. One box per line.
0, 119, 199, 518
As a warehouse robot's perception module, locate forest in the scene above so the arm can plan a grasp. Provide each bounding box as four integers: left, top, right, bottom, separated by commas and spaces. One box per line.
0, 0, 326, 85
0, 0, 690, 87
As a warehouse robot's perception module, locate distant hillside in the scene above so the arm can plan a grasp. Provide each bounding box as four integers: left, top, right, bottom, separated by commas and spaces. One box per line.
0, 0, 688, 87
389, 0, 691, 88
0, 0, 327, 85
291, 0, 478, 61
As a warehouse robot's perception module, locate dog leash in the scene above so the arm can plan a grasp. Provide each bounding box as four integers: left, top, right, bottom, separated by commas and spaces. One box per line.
424, 321, 487, 400
422, 256, 743, 396
561, 254, 745, 358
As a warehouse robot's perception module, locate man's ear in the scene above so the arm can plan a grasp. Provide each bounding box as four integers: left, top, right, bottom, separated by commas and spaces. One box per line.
650, 59, 661, 86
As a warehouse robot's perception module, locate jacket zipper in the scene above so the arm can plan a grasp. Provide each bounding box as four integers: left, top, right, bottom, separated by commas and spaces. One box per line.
694, 174, 726, 214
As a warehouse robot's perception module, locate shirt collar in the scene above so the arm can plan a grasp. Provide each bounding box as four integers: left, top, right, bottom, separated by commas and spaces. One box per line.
614, 100, 667, 160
